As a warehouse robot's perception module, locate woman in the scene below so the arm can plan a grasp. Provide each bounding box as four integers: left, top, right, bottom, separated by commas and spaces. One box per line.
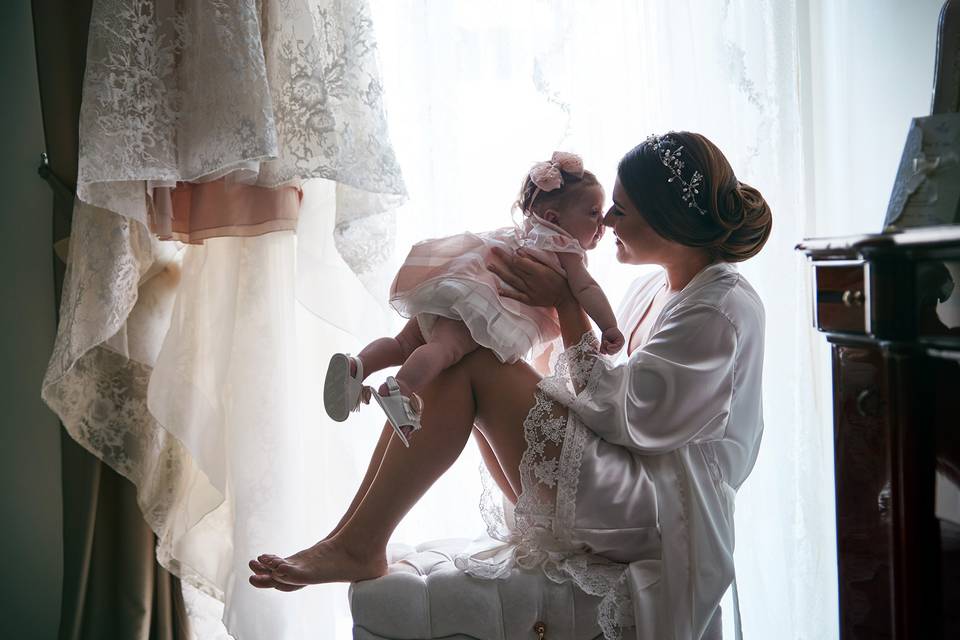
250, 131, 772, 639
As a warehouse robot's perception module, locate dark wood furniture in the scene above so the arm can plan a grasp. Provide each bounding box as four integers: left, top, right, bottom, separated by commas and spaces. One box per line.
798, 227, 960, 639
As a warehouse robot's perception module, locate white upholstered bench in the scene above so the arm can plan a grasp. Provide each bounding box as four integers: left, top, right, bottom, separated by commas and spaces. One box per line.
349, 538, 605, 640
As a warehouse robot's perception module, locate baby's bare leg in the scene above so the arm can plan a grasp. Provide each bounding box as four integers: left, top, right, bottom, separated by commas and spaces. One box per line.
355, 318, 424, 379
389, 317, 478, 396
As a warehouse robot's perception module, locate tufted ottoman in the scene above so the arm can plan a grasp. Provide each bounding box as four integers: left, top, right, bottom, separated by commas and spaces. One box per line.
349, 537, 605, 640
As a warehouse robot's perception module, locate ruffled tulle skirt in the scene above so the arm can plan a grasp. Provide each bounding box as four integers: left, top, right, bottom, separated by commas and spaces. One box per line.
389, 229, 561, 363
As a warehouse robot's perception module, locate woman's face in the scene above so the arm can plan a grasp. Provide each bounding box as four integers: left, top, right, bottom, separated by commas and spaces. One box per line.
604, 176, 673, 265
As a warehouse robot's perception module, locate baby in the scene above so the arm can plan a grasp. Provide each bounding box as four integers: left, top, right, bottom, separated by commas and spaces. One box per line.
324, 152, 624, 445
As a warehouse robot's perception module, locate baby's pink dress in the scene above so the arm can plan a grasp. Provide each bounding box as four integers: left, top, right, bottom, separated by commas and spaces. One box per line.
389, 216, 586, 363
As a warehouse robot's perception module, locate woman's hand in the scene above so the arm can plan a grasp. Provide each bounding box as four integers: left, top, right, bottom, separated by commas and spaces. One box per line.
487, 246, 573, 308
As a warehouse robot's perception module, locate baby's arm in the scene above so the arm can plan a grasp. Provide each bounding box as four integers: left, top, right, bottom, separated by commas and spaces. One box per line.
557, 252, 624, 354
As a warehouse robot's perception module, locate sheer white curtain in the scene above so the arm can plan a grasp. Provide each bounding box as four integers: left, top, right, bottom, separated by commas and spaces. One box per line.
366, 2, 824, 638
355, 1, 939, 638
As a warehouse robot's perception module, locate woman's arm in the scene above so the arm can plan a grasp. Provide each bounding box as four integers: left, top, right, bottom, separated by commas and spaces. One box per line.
487, 246, 592, 349
572, 304, 739, 453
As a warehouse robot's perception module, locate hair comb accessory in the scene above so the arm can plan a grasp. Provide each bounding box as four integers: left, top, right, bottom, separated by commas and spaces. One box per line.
646, 133, 707, 215
527, 151, 585, 209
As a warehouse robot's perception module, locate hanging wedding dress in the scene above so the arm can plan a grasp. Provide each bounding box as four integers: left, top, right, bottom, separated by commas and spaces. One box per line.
42, 1, 404, 637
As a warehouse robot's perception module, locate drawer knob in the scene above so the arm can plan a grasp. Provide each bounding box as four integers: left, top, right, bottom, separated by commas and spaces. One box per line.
878, 482, 892, 521
856, 388, 879, 417
842, 289, 864, 307
534, 621, 547, 639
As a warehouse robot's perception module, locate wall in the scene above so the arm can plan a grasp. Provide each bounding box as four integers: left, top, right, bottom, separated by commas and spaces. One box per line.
805, 0, 946, 238
0, 2, 64, 639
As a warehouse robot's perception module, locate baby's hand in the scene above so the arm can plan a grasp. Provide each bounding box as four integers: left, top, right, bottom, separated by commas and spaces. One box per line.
599, 327, 625, 355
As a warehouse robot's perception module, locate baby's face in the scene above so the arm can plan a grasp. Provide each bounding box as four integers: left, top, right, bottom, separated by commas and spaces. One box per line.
555, 185, 606, 250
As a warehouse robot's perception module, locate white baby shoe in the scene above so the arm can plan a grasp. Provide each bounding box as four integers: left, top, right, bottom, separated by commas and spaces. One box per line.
372, 376, 423, 447
324, 353, 370, 422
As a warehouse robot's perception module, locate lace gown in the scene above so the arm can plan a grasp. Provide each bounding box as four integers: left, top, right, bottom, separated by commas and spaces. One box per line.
389, 216, 585, 363
457, 262, 766, 640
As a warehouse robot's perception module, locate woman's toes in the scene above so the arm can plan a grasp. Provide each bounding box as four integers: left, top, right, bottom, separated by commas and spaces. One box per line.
249, 574, 278, 589
266, 540, 388, 585
272, 562, 298, 582
249, 559, 272, 574
258, 554, 284, 569
249, 572, 306, 591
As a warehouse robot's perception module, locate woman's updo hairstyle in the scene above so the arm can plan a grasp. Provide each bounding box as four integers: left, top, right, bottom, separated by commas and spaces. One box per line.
514, 166, 600, 218
617, 132, 772, 262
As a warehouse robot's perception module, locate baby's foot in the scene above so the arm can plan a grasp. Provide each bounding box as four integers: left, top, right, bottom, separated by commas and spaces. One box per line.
258, 538, 387, 586
324, 354, 371, 421
347, 359, 373, 405
376, 378, 420, 442
377, 376, 413, 399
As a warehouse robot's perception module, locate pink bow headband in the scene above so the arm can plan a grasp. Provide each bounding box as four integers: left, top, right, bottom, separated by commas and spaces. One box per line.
527, 151, 584, 210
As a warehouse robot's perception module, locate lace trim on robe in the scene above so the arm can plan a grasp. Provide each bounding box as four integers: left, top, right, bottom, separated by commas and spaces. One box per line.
464, 332, 634, 639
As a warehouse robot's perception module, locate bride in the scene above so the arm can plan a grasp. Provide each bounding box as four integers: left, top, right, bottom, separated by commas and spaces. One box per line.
249, 131, 772, 639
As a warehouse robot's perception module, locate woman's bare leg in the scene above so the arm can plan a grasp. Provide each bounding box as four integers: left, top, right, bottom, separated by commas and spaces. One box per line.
473, 429, 518, 504
249, 422, 395, 590
249, 349, 540, 588
329, 422, 506, 541
250, 350, 512, 588
250, 425, 506, 589
253, 364, 478, 585
250, 322, 425, 587
323, 423, 394, 540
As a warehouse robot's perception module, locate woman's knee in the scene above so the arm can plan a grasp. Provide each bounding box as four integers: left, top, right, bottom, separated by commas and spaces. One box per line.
459, 349, 538, 399
457, 347, 503, 377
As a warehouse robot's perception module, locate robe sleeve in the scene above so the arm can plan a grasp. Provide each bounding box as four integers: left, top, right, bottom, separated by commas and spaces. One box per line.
567, 303, 738, 454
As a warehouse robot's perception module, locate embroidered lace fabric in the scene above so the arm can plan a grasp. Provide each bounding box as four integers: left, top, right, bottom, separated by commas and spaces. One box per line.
41, 203, 228, 596
43, 0, 407, 628
79, 0, 405, 272
463, 332, 634, 640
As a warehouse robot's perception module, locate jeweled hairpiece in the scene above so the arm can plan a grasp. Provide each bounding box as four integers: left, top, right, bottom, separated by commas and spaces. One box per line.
646, 133, 707, 216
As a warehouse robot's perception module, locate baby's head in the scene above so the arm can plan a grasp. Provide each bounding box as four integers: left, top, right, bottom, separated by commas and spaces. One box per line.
515, 152, 606, 250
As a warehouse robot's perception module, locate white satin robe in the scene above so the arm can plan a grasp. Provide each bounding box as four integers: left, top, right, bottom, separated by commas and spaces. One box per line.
461, 261, 765, 640
570, 261, 764, 639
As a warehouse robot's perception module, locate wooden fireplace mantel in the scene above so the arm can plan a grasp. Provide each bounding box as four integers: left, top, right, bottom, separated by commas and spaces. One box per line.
798, 227, 960, 639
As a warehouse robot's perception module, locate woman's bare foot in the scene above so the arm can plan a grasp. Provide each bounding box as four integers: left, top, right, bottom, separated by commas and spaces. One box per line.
248, 559, 305, 591
253, 536, 387, 587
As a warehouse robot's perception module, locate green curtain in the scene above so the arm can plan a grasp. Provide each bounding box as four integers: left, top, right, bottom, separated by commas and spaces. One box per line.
31, 2, 190, 638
